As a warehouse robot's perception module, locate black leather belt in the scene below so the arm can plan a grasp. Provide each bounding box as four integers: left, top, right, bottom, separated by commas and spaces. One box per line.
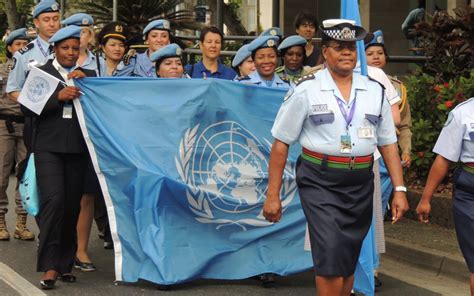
0, 114, 25, 133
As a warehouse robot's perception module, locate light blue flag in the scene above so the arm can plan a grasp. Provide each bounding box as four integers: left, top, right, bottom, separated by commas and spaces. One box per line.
74, 77, 312, 285
341, 0, 368, 76
341, 1, 375, 295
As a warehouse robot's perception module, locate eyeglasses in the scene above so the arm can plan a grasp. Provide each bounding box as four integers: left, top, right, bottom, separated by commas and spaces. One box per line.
324, 43, 357, 52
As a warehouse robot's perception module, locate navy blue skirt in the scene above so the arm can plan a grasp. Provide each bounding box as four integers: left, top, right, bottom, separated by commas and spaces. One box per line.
296, 156, 374, 276
453, 167, 474, 272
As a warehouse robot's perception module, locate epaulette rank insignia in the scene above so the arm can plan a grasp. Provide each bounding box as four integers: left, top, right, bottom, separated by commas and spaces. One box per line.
18, 43, 34, 55
295, 74, 315, 86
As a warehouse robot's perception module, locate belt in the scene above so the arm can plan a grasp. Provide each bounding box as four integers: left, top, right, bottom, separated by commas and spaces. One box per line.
462, 163, 474, 174
0, 114, 25, 134
302, 148, 373, 170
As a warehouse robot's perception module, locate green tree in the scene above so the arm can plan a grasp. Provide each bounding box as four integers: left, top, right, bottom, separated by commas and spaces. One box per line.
75, 0, 197, 36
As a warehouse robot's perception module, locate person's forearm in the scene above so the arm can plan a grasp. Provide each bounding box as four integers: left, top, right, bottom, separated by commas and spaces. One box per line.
379, 143, 404, 186
420, 155, 451, 203
267, 140, 289, 200
391, 104, 401, 127
7, 91, 19, 102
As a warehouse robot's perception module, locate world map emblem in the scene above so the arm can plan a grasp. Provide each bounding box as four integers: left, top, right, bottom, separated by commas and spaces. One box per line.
176, 121, 297, 230
27, 77, 50, 103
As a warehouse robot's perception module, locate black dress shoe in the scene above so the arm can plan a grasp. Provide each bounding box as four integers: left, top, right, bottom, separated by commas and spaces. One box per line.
74, 257, 96, 272
258, 273, 276, 288
59, 273, 76, 283
39, 279, 56, 290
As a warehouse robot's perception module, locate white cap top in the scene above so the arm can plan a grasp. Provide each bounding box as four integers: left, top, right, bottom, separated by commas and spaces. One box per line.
322, 19, 356, 28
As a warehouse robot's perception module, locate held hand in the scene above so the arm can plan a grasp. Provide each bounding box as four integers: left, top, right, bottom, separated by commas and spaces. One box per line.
58, 86, 81, 101
401, 153, 411, 168
67, 70, 87, 80
263, 196, 282, 223
416, 199, 431, 224
391, 191, 409, 224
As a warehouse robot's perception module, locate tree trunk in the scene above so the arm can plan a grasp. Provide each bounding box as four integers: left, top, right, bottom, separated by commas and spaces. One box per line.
3, 0, 21, 29
208, 0, 248, 35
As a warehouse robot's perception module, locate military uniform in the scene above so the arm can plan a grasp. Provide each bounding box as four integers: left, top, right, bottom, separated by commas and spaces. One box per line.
0, 60, 27, 216
275, 65, 313, 86
433, 97, 474, 271
236, 70, 289, 88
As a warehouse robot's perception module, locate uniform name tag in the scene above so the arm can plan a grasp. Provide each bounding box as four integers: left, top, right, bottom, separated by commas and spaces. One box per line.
340, 135, 352, 154
63, 105, 73, 119
312, 104, 328, 114
358, 127, 375, 139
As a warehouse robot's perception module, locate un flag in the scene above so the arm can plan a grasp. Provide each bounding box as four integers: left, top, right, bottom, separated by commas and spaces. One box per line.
74, 77, 311, 285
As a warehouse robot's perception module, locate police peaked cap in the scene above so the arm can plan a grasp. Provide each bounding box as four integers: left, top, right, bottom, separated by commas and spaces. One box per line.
319, 19, 367, 42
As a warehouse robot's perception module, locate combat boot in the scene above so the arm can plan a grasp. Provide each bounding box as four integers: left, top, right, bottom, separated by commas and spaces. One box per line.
0, 213, 10, 240
14, 214, 35, 240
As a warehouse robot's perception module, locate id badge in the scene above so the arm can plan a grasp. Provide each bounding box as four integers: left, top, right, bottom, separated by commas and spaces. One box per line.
340, 135, 352, 154
358, 127, 375, 139
63, 105, 73, 119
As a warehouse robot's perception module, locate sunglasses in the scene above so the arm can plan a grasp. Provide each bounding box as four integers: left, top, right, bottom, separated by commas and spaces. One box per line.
324, 43, 357, 52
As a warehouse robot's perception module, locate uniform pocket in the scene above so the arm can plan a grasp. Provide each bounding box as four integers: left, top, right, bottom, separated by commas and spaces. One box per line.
469, 132, 474, 141
309, 112, 335, 126
365, 114, 380, 125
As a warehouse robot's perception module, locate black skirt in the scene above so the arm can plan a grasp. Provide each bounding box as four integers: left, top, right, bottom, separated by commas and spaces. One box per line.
83, 155, 100, 194
453, 167, 474, 272
296, 156, 374, 276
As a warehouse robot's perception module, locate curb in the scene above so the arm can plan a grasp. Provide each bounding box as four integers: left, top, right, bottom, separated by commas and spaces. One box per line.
385, 237, 469, 282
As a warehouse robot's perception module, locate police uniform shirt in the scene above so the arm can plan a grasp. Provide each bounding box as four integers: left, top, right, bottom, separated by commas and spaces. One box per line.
433, 98, 474, 163
271, 68, 397, 156
238, 70, 290, 89
77, 49, 99, 73
0, 60, 21, 116
132, 51, 156, 77
97, 56, 130, 77
6, 37, 53, 93
185, 61, 236, 80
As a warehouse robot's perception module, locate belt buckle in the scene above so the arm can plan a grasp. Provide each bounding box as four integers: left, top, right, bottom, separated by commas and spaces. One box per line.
349, 157, 355, 170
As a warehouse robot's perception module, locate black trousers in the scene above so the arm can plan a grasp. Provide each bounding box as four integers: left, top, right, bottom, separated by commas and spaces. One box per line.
35, 151, 86, 273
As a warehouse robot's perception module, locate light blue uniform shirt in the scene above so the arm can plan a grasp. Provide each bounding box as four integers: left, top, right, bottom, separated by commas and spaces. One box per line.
271, 68, 397, 156
131, 51, 156, 77
77, 50, 99, 74
98, 56, 130, 77
433, 97, 474, 163
237, 71, 289, 89
6, 37, 53, 93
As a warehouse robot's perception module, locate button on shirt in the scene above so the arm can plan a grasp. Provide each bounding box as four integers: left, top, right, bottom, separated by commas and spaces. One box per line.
6, 37, 53, 93
433, 98, 474, 163
237, 71, 290, 89
185, 61, 236, 80
271, 68, 397, 156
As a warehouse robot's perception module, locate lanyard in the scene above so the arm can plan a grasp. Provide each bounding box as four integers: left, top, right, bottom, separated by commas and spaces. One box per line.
36, 39, 50, 58
335, 94, 357, 130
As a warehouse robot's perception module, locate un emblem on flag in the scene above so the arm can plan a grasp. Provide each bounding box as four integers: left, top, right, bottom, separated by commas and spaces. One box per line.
176, 121, 297, 230
27, 77, 50, 103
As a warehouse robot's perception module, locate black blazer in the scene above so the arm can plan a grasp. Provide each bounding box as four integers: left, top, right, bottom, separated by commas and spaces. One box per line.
22, 59, 96, 154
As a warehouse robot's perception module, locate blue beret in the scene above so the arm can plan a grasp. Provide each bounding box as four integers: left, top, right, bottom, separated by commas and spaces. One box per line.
365, 30, 384, 49
247, 35, 279, 53
49, 25, 81, 44
33, 1, 59, 18
278, 35, 306, 51
232, 44, 252, 67
150, 43, 182, 63
260, 27, 283, 38
143, 19, 171, 36
62, 13, 94, 27
5, 28, 29, 45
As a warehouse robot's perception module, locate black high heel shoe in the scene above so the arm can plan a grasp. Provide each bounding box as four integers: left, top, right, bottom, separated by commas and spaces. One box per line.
59, 273, 76, 283
74, 257, 96, 272
39, 279, 56, 290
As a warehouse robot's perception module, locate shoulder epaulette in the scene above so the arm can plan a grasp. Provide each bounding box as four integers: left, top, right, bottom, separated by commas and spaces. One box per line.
236, 75, 251, 81
274, 66, 284, 73
387, 74, 402, 84
305, 64, 324, 75
368, 75, 386, 90
295, 73, 315, 86
18, 43, 34, 55
454, 97, 474, 110
123, 49, 137, 66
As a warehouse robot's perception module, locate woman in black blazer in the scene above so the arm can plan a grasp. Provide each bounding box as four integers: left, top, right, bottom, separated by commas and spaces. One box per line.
20, 25, 96, 290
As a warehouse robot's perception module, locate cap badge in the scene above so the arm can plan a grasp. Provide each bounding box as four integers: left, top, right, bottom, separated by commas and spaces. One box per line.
82, 18, 89, 25
51, 4, 58, 10
341, 27, 352, 39
115, 25, 123, 33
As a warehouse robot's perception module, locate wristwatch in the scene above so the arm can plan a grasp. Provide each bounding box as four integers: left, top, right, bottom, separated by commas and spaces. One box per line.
394, 185, 407, 192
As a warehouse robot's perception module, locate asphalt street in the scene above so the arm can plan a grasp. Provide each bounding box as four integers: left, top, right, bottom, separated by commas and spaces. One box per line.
0, 177, 469, 295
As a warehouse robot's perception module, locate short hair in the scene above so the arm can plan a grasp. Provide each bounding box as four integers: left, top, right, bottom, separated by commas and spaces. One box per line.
199, 26, 223, 43
155, 57, 184, 77
294, 12, 319, 30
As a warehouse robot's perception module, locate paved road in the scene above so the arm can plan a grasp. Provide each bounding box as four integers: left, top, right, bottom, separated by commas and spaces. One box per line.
0, 177, 469, 295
